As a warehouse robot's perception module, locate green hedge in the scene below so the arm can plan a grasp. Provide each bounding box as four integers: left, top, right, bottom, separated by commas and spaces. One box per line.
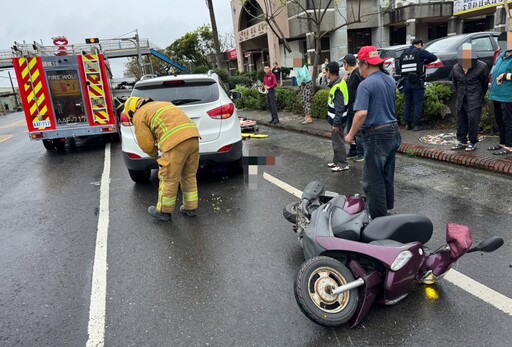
395, 83, 453, 125
233, 86, 303, 112
232, 82, 508, 134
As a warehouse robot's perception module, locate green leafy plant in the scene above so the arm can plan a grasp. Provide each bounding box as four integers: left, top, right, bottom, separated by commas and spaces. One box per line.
276, 87, 300, 112
395, 82, 453, 125
480, 92, 498, 134
311, 89, 329, 120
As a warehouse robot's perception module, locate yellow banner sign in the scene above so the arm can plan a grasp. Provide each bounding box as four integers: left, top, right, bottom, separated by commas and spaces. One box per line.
454, 0, 512, 15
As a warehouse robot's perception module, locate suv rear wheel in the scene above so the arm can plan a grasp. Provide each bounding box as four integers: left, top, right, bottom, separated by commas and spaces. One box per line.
128, 169, 151, 183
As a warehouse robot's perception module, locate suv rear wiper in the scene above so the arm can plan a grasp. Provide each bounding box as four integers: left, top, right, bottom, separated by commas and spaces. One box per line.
171, 99, 201, 105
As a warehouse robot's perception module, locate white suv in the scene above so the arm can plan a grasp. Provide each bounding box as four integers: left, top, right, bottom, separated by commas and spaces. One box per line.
120, 72, 243, 183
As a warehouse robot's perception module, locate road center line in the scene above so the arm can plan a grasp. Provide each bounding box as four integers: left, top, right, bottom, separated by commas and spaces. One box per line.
263, 172, 512, 316
0, 119, 25, 130
0, 135, 13, 143
86, 143, 111, 347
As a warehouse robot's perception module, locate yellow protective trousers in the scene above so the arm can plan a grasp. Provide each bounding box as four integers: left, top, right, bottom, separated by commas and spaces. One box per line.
156, 137, 200, 213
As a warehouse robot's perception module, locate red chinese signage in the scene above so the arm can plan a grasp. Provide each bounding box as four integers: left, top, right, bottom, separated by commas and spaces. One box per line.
227, 49, 237, 60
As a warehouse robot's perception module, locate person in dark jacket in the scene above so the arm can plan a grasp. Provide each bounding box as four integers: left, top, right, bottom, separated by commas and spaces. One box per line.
450, 43, 489, 151
325, 61, 350, 172
342, 54, 364, 161
400, 38, 437, 131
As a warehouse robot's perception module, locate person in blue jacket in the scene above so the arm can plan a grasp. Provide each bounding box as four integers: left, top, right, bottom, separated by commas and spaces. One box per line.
399, 38, 437, 131
489, 31, 512, 155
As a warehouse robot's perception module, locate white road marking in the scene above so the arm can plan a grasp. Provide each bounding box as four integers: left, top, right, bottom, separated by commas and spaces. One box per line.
263, 172, 512, 316
0, 135, 13, 143
86, 143, 111, 347
444, 270, 512, 316
263, 172, 302, 198
0, 119, 25, 130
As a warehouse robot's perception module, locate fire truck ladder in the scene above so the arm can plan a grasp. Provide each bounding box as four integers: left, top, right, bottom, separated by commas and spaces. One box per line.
16, 57, 52, 129
82, 54, 109, 125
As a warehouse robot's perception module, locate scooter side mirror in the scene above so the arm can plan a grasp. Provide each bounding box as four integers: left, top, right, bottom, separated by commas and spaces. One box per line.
469, 236, 504, 253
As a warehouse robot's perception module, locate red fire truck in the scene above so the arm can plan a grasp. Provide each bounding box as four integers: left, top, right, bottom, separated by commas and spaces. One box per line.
12, 37, 119, 150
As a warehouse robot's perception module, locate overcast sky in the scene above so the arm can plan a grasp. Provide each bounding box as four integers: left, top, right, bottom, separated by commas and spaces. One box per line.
0, 0, 234, 88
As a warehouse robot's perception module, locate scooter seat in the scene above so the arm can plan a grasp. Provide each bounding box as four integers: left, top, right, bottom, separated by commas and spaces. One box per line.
361, 214, 433, 244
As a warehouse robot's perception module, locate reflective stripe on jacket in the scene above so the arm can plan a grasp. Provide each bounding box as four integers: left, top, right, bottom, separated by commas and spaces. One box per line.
133, 101, 200, 158
327, 78, 349, 121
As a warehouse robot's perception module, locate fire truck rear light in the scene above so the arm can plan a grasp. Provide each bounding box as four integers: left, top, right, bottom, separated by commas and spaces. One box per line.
31, 133, 44, 139
207, 104, 235, 119
101, 127, 114, 132
127, 153, 143, 159
120, 112, 132, 126
217, 144, 233, 153
425, 60, 444, 69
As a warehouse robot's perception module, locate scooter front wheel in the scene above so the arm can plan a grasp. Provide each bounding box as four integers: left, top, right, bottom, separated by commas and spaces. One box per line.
283, 201, 299, 224
294, 256, 359, 327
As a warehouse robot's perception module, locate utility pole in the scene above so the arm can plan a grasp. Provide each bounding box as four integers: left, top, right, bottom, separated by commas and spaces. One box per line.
135, 29, 145, 76
8, 71, 20, 109
206, 0, 223, 69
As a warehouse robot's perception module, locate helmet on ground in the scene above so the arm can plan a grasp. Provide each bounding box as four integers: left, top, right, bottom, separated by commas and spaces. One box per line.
124, 97, 151, 121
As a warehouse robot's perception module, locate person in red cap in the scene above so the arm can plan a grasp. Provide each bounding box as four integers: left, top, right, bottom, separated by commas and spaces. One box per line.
345, 46, 401, 219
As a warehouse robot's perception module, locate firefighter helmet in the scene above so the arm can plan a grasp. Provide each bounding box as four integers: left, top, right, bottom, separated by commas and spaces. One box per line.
124, 96, 150, 121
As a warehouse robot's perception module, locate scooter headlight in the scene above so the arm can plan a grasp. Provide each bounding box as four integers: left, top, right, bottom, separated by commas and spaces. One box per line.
391, 250, 413, 271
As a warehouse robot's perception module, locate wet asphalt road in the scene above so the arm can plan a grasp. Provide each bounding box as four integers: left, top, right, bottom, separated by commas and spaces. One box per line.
0, 112, 511, 346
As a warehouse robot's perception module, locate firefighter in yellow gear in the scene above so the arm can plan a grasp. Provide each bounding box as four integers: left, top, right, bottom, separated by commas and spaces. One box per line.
124, 96, 200, 221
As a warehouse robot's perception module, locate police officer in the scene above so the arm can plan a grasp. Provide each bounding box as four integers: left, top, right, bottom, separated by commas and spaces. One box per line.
124, 97, 200, 221
399, 38, 437, 131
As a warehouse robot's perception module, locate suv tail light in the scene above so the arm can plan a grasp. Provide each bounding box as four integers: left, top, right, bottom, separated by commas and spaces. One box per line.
425, 59, 444, 69
217, 144, 233, 153
384, 58, 393, 68
120, 111, 132, 126
207, 103, 235, 119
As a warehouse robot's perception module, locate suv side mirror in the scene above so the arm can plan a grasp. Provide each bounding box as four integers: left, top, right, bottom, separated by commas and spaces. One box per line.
230, 91, 242, 101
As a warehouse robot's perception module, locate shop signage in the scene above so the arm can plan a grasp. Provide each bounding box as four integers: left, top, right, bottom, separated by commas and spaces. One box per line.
227, 48, 237, 60
454, 0, 512, 15
239, 22, 268, 43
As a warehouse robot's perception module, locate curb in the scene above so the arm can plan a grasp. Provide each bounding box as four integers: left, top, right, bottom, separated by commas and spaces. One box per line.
260, 120, 512, 176
399, 144, 512, 175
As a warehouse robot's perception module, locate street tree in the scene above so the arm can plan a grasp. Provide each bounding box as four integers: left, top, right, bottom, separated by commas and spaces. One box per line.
166, 25, 216, 70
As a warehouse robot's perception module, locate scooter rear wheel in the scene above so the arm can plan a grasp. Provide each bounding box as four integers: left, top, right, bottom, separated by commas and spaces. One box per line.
294, 256, 359, 327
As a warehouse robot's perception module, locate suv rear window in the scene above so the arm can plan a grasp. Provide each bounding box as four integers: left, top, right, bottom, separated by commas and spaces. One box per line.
131, 80, 219, 105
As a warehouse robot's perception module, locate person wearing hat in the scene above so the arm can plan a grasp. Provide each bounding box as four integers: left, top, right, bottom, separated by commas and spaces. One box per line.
124, 97, 201, 221
399, 38, 437, 131
345, 46, 401, 219
342, 54, 364, 161
324, 61, 350, 172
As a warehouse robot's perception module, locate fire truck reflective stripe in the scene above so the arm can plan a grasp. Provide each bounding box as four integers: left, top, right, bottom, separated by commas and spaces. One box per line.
94, 111, 108, 123
87, 74, 101, 84
90, 84, 104, 97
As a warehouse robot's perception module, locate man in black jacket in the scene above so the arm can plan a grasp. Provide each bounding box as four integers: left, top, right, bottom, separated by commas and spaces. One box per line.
450, 43, 489, 151
342, 54, 365, 161
400, 38, 437, 131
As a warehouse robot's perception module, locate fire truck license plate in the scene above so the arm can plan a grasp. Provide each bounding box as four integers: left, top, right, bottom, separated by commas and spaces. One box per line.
33, 120, 52, 128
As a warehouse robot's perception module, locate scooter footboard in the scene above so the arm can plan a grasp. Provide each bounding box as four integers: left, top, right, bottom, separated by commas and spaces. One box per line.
348, 260, 382, 328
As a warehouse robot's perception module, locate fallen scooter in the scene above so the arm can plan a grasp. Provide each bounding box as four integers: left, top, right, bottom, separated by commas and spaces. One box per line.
283, 181, 504, 327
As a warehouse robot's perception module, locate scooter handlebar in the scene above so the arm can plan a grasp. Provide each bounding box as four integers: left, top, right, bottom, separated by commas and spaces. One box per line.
301, 198, 311, 219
